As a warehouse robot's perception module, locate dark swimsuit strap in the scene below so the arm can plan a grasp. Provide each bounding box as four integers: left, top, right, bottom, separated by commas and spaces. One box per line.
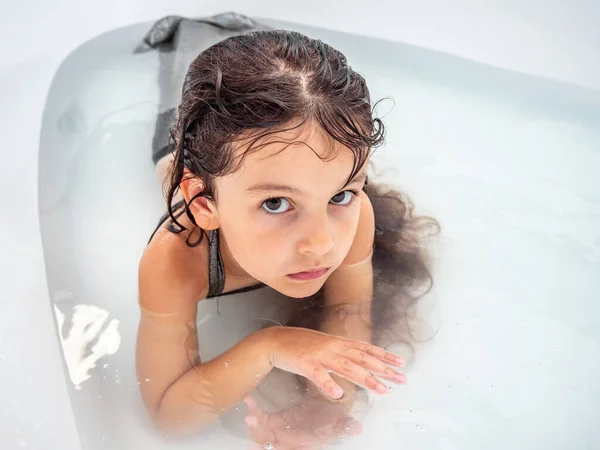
206, 229, 225, 297
147, 202, 265, 299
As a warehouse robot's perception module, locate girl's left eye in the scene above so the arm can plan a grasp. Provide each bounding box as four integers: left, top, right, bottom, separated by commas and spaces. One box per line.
329, 190, 357, 206
260, 190, 358, 216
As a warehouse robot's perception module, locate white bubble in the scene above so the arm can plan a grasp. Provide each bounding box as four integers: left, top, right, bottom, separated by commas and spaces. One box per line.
145, 378, 151, 382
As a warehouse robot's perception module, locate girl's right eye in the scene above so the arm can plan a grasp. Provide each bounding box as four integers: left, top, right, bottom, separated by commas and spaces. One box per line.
261, 197, 292, 215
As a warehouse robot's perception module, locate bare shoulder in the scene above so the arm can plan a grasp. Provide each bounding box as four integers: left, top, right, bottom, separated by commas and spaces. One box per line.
138, 225, 209, 313
342, 191, 375, 266
323, 192, 374, 306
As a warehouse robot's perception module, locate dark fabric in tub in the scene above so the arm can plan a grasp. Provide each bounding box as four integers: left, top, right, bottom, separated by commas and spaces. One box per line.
135, 13, 273, 165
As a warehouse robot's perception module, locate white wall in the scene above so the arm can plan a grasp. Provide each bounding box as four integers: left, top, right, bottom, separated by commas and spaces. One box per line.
3, 0, 600, 89
0, 1, 598, 449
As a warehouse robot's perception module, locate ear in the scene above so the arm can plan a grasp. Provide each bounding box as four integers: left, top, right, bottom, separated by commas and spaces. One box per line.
179, 171, 220, 230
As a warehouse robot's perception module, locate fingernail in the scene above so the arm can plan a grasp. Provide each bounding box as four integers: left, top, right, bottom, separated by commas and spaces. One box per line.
332, 387, 344, 398
396, 357, 406, 366
395, 374, 407, 383
245, 416, 258, 428
376, 383, 389, 394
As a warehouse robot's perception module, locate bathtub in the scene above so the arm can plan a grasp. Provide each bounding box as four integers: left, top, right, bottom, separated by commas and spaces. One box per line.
2, 5, 600, 450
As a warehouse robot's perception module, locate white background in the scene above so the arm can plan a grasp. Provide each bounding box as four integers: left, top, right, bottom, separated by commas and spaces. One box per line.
0, 1, 598, 449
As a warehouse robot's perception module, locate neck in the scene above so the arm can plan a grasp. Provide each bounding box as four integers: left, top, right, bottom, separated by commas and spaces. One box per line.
216, 228, 258, 282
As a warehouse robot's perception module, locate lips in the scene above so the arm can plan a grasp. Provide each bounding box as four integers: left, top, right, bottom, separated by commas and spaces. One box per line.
287, 267, 330, 281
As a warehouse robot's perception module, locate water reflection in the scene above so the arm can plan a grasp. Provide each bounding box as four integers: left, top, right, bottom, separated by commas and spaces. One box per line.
54, 299, 121, 389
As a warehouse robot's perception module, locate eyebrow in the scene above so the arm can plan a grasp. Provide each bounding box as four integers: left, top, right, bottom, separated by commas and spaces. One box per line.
246, 172, 367, 195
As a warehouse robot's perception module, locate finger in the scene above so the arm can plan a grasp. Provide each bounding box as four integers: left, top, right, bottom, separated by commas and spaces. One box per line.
303, 361, 344, 399
377, 372, 408, 385
349, 340, 406, 367
244, 395, 259, 410
326, 356, 390, 394
313, 423, 335, 439
245, 416, 277, 447
244, 395, 271, 422
342, 347, 407, 384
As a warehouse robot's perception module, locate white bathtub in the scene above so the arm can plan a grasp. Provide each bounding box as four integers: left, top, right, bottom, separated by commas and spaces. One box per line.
2, 3, 599, 450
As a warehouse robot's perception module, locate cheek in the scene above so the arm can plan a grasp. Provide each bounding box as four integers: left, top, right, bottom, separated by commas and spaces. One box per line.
335, 206, 361, 240
227, 220, 290, 267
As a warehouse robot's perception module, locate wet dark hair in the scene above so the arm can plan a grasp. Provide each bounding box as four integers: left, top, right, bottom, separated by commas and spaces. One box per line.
166, 29, 439, 350
166, 30, 383, 243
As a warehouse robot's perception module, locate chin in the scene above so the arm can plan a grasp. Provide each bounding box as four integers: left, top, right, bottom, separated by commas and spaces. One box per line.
277, 278, 326, 299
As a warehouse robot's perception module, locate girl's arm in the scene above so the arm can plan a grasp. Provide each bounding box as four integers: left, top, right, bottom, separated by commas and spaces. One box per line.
136, 236, 274, 436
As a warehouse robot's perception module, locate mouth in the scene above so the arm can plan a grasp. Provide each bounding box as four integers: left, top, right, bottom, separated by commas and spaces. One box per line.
287, 267, 330, 281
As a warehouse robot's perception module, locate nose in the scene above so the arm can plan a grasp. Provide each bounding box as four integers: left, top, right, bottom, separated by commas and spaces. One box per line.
296, 214, 334, 257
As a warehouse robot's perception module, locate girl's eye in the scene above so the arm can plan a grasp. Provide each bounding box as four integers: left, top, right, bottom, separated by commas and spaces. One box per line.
261, 191, 357, 215
262, 197, 291, 214
330, 190, 356, 206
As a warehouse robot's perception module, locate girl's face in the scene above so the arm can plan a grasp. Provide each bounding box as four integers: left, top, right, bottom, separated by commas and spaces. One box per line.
214, 123, 368, 298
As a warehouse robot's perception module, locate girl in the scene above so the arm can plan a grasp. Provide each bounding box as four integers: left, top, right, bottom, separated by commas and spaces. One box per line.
137, 24, 436, 446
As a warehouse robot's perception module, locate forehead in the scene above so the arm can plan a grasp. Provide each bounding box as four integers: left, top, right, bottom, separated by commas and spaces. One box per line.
225, 123, 361, 191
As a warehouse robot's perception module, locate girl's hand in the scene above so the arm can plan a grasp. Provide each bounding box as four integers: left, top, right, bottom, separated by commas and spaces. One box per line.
244, 395, 361, 450
263, 326, 406, 399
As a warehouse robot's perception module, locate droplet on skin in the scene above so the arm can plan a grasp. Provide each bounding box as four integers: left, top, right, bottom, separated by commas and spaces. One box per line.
264, 443, 274, 449
224, 361, 229, 367
145, 378, 151, 382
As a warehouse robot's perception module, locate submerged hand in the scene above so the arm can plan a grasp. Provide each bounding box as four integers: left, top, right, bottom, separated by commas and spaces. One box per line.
243, 395, 362, 450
